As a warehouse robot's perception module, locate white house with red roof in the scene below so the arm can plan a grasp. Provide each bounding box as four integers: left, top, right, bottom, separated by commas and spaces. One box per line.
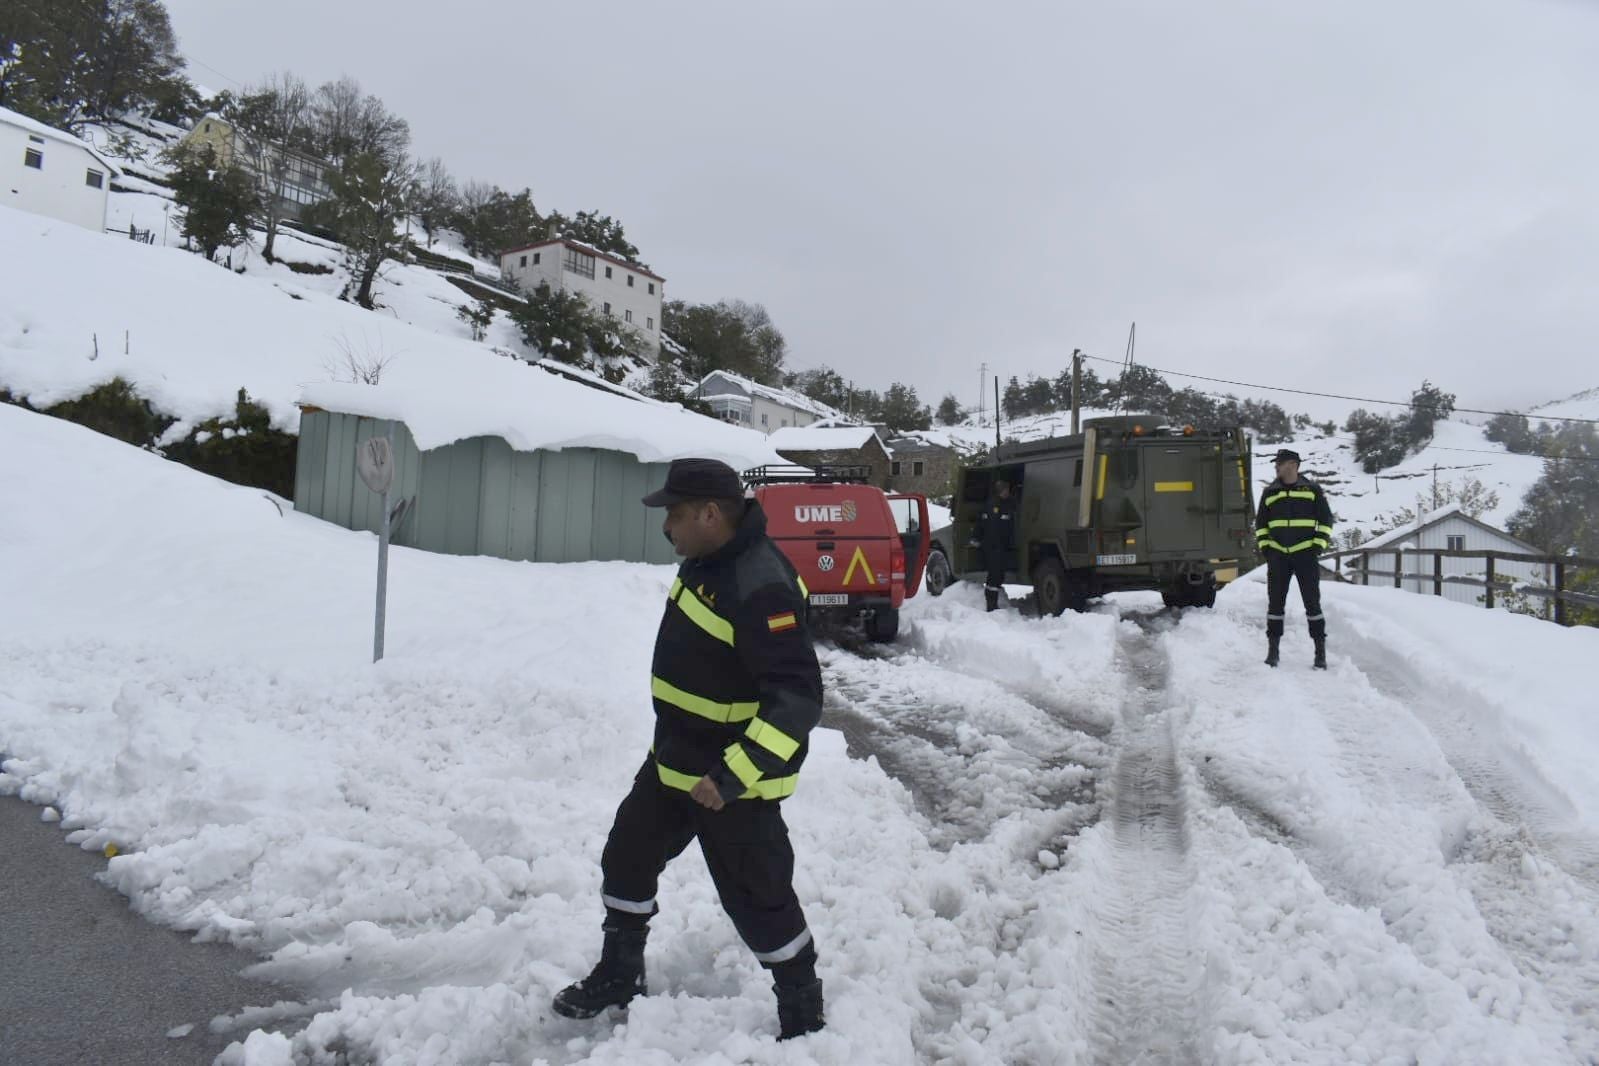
500, 237, 665, 360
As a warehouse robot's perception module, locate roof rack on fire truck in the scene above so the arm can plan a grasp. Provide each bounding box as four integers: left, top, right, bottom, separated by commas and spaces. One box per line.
742, 464, 873, 487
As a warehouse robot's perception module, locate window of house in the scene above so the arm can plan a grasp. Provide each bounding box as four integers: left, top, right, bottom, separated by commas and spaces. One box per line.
563, 247, 596, 279
533, 252, 541, 265
648, 282, 655, 295
23, 147, 43, 169
203, 121, 212, 133
891, 461, 903, 477
627, 275, 635, 288
603, 302, 612, 315
646, 317, 654, 331
761, 413, 769, 427
913, 460, 925, 477
519, 255, 527, 267
85, 169, 104, 189
624, 309, 633, 323
1446, 535, 1465, 552
604, 265, 613, 279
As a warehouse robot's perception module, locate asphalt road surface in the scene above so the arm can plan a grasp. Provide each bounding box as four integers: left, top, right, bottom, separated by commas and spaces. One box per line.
0, 794, 297, 1065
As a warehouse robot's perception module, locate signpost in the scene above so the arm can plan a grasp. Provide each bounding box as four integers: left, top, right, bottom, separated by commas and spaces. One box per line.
356, 425, 396, 662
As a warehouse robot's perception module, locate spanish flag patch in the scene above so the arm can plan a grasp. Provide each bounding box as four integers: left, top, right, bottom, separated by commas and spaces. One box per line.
767, 611, 798, 633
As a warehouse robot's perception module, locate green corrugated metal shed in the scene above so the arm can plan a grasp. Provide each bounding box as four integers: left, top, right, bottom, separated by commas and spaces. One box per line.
294, 408, 676, 564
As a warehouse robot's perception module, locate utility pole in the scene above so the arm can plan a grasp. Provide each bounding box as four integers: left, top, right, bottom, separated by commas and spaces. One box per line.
977, 363, 987, 425
1431, 464, 1439, 511
1070, 348, 1082, 436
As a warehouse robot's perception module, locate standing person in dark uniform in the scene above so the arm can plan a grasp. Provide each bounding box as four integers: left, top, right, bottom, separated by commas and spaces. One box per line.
552, 458, 826, 1041
1254, 449, 1335, 669
975, 478, 1018, 612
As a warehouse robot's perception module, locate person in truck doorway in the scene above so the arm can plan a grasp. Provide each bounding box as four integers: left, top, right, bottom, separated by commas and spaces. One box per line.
1254, 448, 1335, 669
975, 477, 1017, 612
551, 458, 826, 1041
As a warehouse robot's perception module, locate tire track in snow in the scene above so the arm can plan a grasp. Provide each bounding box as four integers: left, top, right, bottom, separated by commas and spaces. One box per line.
1084, 623, 1202, 1066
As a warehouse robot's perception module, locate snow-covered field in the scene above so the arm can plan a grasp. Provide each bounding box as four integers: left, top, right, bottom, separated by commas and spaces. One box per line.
5, 400, 1599, 1064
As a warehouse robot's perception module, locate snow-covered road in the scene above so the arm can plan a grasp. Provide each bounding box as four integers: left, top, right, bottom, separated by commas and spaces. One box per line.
5, 403, 1599, 1064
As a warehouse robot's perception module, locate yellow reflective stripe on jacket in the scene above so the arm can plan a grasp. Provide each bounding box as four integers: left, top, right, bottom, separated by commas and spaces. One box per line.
1260, 538, 1321, 554
1254, 527, 1271, 540
1315, 524, 1334, 536
796, 576, 808, 598
723, 742, 763, 789
651, 676, 758, 723
1263, 489, 1318, 507
668, 578, 735, 646
1268, 518, 1318, 529
745, 717, 801, 761
654, 755, 799, 801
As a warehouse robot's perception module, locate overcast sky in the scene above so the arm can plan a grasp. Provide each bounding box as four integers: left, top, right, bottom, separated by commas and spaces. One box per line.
162, 0, 1598, 421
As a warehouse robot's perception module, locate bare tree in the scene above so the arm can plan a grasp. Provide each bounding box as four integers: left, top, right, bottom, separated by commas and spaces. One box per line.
325, 331, 398, 384
232, 72, 312, 263
310, 75, 409, 166
413, 156, 458, 248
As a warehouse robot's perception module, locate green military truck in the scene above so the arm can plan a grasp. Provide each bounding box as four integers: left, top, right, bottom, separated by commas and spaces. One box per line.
925, 415, 1259, 614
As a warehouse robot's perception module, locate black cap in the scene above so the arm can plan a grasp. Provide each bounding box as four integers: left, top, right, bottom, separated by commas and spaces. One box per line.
1272, 449, 1302, 464
641, 458, 744, 507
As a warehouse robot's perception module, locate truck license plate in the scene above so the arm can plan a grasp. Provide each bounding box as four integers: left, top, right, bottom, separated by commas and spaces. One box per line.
809, 594, 849, 606
1096, 553, 1137, 566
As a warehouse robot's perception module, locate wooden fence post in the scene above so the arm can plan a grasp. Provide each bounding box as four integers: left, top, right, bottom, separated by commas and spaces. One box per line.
1554, 561, 1565, 626
1433, 552, 1443, 596
1394, 550, 1403, 589
1484, 552, 1495, 609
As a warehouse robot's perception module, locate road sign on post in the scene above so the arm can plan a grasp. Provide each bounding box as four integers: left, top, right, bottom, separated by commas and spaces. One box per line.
357, 427, 396, 662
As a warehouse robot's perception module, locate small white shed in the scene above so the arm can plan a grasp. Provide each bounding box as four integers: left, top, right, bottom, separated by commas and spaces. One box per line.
1344, 503, 1551, 609
1, 106, 120, 232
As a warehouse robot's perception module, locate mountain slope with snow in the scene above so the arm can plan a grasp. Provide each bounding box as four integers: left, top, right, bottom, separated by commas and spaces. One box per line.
3, 401, 1597, 1063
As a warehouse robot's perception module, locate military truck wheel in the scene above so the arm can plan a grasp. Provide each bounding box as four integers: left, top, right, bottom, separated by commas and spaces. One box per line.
924, 549, 952, 597
865, 608, 900, 642
1032, 558, 1070, 617
1190, 575, 1218, 608
1161, 587, 1186, 609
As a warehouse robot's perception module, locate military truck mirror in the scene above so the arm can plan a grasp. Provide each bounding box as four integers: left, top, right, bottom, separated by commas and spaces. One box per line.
357, 436, 395, 495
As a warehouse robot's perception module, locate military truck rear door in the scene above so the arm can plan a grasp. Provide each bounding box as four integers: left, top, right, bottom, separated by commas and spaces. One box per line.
1143, 445, 1206, 553
887, 493, 931, 597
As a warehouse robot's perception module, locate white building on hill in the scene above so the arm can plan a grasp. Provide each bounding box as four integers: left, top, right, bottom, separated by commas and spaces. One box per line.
1, 106, 119, 232
500, 238, 664, 361
1340, 502, 1552, 611
692, 370, 844, 433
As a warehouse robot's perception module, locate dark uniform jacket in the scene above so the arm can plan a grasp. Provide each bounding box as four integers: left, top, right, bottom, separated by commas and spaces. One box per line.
1254, 478, 1334, 556
975, 495, 1018, 553
650, 502, 823, 804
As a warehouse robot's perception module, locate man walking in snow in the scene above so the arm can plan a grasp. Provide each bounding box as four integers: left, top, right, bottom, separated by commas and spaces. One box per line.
1255, 448, 1335, 668
552, 458, 826, 1041
973, 477, 1017, 612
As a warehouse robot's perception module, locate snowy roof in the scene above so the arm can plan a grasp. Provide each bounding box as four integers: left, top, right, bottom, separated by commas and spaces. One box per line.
768, 425, 886, 452
0, 106, 122, 176
697, 370, 845, 422
1357, 502, 1538, 554
499, 236, 664, 282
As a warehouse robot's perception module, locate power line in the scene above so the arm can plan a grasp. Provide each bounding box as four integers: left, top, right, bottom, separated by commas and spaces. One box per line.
1078, 351, 1599, 427
8, 0, 246, 90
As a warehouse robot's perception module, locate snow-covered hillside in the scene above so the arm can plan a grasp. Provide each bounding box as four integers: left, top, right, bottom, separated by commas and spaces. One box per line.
4, 398, 1598, 1064
0, 205, 781, 468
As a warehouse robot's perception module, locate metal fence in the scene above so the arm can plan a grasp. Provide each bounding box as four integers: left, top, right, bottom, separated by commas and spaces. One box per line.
1324, 546, 1599, 626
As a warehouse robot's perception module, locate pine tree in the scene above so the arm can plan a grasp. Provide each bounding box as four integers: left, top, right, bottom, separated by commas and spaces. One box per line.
320, 152, 416, 309
161, 143, 258, 261
935, 394, 964, 425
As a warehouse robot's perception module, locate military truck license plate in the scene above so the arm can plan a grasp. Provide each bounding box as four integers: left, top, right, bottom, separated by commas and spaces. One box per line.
809, 594, 849, 605
1096, 553, 1137, 566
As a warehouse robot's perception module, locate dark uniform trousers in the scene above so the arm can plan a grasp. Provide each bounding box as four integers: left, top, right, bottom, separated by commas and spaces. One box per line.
600, 759, 811, 966
1266, 551, 1326, 641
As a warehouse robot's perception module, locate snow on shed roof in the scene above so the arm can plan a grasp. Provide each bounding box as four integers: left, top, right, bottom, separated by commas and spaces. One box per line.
0, 106, 122, 176
300, 372, 787, 469
768, 425, 885, 452
1357, 502, 1539, 554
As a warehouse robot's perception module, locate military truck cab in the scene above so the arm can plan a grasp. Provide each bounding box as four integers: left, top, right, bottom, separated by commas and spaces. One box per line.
944, 416, 1258, 614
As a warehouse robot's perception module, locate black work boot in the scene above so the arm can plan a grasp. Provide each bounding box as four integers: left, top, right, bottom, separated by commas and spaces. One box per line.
776, 978, 825, 1040
1313, 637, 1327, 670
1265, 636, 1280, 668
552, 925, 647, 1019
